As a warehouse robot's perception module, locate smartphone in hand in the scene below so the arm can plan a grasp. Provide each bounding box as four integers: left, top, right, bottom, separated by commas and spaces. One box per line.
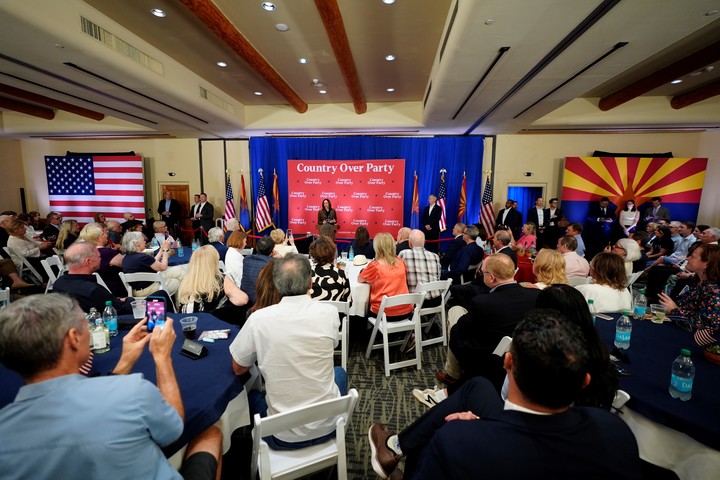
146, 296, 167, 332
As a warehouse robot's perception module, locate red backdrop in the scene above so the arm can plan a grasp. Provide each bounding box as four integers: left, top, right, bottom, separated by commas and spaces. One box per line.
287, 159, 405, 238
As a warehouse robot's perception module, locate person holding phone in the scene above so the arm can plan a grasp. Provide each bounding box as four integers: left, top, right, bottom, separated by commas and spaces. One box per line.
269, 228, 298, 257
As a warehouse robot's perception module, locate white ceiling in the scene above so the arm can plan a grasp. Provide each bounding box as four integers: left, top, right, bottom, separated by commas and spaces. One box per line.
1, 0, 719, 139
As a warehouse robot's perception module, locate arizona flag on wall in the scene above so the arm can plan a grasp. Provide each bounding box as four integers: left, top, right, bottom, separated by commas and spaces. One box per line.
561, 157, 708, 224
45, 155, 144, 224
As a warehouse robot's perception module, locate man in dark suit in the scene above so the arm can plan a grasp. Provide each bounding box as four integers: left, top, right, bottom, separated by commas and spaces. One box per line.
586, 196, 617, 257
495, 200, 522, 240
526, 197, 546, 247
421, 194, 442, 253
157, 191, 181, 236
641, 196, 671, 226
440, 223, 466, 269
42, 211, 62, 241
192, 193, 214, 245
543, 197, 563, 249
493, 229, 517, 267
190, 194, 201, 242
443, 225, 484, 285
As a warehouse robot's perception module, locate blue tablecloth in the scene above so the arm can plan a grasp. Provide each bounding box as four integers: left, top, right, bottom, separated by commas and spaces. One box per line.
595, 314, 720, 451
0, 312, 246, 456
156, 247, 193, 266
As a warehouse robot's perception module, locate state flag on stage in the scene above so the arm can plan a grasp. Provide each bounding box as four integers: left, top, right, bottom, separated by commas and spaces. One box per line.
457, 172, 467, 222
410, 171, 420, 230
238, 172, 250, 232
272, 169, 281, 227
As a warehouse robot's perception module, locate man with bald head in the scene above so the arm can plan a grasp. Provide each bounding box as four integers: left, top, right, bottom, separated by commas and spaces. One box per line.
395, 227, 411, 255
399, 229, 441, 307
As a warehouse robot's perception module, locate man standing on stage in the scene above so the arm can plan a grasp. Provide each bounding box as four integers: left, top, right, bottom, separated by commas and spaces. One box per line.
157, 190, 181, 237
422, 195, 442, 253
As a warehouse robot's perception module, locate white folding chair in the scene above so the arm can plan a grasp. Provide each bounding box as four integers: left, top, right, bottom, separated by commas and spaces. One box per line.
0, 287, 10, 309
626, 271, 642, 290
219, 260, 226, 273
365, 293, 425, 377
251, 389, 359, 480
93, 273, 112, 293
4, 246, 44, 285
118, 271, 167, 298
41, 256, 65, 293
324, 300, 350, 370
568, 276, 591, 287
417, 279, 452, 347
460, 263, 480, 285
240, 248, 254, 256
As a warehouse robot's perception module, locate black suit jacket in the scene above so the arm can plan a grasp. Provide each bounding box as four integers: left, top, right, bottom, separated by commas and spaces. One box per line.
441, 235, 465, 268
450, 283, 540, 388
545, 207, 563, 227
587, 203, 616, 223
157, 198, 181, 225
495, 208, 522, 239
527, 207, 547, 230
496, 246, 517, 267
193, 202, 215, 232
422, 204, 442, 239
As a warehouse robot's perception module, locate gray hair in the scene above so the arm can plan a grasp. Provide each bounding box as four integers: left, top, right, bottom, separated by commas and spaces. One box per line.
465, 225, 479, 240
272, 254, 312, 296
705, 227, 720, 241
225, 218, 239, 231
63, 241, 98, 267
0, 294, 85, 379
153, 220, 166, 232
495, 229, 512, 246
208, 227, 224, 243
408, 229, 425, 248
616, 238, 641, 262
121, 231, 144, 254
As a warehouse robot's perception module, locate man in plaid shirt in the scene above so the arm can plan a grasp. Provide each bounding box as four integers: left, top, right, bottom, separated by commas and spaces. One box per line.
399, 229, 442, 308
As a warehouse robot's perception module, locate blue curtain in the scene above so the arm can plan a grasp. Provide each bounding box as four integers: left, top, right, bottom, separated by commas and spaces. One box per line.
249, 136, 485, 240
507, 186, 543, 224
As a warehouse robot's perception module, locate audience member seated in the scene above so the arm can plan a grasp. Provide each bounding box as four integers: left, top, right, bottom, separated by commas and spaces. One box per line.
152, 220, 175, 246
646, 224, 674, 261
443, 225, 484, 284
223, 218, 241, 243
440, 223, 465, 269
106, 220, 123, 245
630, 230, 650, 272
309, 236, 350, 302
525, 248, 567, 289
575, 252, 631, 312
556, 235, 589, 278
565, 222, 586, 257
606, 238, 641, 277
224, 230, 247, 287
55, 219, 79, 251
399, 229, 441, 307
5, 220, 52, 280
52, 242, 133, 314
206, 227, 228, 261
369, 310, 640, 479
229, 255, 347, 449
119, 212, 137, 233
395, 227, 411, 255
660, 244, 720, 346
699, 226, 719, 245
246, 261, 280, 317
177, 245, 249, 322
269, 228, 298, 257
92, 212, 107, 227
349, 226, 375, 259
510, 222, 537, 253
0, 258, 33, 290
644, 221, 697, 302
0, 214, 13, 249
16, 213, 40, 240
358, 232, 413, 320
319, 223, 337, 241
491, 229, 517, 267
42, 211, 62, 241
240, 236, 275, 305
78, 222, 125, 297
0, 294, 223, 480
437, 254, 540, 392
121, 231, 181, 297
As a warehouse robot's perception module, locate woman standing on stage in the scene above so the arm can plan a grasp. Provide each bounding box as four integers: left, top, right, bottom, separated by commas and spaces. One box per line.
318, 198, 337, 225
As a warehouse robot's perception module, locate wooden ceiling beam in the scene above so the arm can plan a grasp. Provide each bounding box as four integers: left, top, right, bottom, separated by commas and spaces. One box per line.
671, 79, 720, 109
179, 0, 308, 113
314, 0, 366, 114
599, 40, 720, 111
0, 83, 104, 120
0, 96, 55, 119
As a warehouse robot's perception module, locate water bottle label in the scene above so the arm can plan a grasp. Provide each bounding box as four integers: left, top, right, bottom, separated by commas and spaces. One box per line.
615, 331, 631, 343
106, 317, 118, 331
671, 374, 693, 393
92, 331, 107, 349
633, 306, 646, 316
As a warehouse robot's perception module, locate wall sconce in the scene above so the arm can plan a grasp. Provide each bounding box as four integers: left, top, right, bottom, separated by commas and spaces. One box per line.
523, 172, 533, 177
168, 172, 176, 176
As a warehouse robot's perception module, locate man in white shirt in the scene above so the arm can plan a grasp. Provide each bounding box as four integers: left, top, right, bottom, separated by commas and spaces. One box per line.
229, 254, 346, 448
557, 235, 589, 278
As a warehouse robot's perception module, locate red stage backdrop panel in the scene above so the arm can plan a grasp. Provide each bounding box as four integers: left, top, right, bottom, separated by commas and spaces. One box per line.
287, 159, 405, 238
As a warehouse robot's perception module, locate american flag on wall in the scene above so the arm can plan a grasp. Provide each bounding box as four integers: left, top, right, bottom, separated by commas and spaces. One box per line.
437, 169, 447, 232
479, 174, 495, 238
255, 169, 273, 232
224, 176, 236, 225
45, 155, 144, 224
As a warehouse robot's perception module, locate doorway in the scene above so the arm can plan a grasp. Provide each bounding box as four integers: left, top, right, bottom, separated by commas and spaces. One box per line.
507, 185, 544, 223
160, 184, 191, 244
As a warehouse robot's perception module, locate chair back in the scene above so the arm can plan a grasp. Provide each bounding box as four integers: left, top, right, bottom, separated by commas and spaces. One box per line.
93, 273, 112, 293
626, 271, 642, 290
218, 260, 226, 273
118, 272, 166, 297
568, 276, 591, 287
376, 292, 426, 319
252, 389, 359, 480
4, 246, 43, 285
417, 279, 452, 347
41, 256, 65, 293
239, 248, 253, 256
324, 299, 350, 370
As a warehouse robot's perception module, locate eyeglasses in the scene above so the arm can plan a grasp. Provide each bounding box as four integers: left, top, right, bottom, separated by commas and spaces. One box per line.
613, 245, 625, 250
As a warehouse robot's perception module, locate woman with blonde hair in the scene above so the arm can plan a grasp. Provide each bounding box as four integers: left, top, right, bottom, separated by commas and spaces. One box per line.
269, 228, 298, 257
511, 222, 537, 253
177, 245, 248, 318
358, 232, 413, 319
55, 219, 79, 250
575, 252, 631, 312
79, 222, 125, 296
526, 248, 568, 289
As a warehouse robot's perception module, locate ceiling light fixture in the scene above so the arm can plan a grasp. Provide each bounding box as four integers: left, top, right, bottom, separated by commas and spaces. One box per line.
312, 79, 327, 88
150, 8, 166, 18
319, 89, 327, 94
387, 88, 395, 92
385, 54, 395, 61
670, 79, 683, 84
217, 61, 227, 67
254, 91, 263, 96
382, 0, 396, 4
275, 23, 289, 32
298, 58, 309, 64
705, 9, 718, 16
261, 2, 276, 11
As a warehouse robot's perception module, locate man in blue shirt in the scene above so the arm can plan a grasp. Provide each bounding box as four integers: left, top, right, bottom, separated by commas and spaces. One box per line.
0, 293, 222, 480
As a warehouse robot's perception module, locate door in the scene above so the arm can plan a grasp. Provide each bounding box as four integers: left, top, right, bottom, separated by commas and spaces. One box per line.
160, 184, 191, 244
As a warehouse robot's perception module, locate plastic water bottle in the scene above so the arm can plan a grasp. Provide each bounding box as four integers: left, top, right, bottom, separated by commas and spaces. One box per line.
86, 308, 100, 348
485, 242, 492, 256
150, 237, 159, 249
669, 349, 695, 401
92, 311, 110, 354
102, 300, 118, 337
633, 289, 647, 318
587, 299, 596, 325
192, 239, 199, 251
177, 239, 184, 257
614, 311, 632, 350
348, 245, 355, 260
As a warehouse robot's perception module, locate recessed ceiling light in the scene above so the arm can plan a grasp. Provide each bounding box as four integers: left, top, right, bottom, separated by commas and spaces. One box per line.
312, 79, 327, 88
485, 19, 495, 25
318, 89, 327, 94
382, 0, 396, 4
275, 23, 289, 32
387, 88, 395, 92
261, 2, 276, 11
705, 9, 718, 16
670, 79, 683, 84
54, 43, 65, 49
385, 54, 395, 61
298, 58, 309, 64
151, 8, 166, 18
254, 91, 263, 96
217, 61, 227, 67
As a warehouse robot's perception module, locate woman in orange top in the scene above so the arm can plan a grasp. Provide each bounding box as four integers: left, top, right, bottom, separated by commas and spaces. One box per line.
358, 232, 414, 319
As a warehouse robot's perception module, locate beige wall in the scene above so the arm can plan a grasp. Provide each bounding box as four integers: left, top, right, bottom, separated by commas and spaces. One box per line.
0, 139, 27, 212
